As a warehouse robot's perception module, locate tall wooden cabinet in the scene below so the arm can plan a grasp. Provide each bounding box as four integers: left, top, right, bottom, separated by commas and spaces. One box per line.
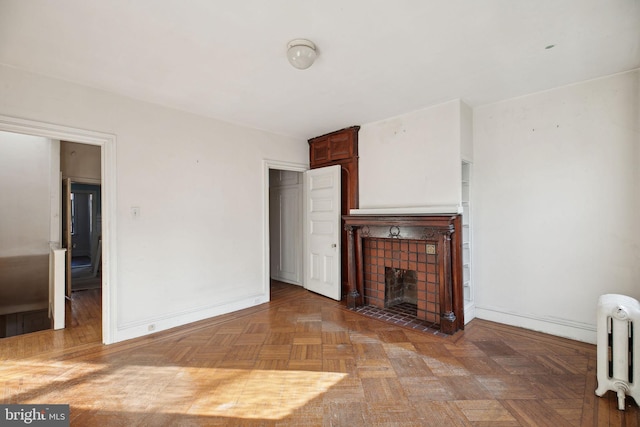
308, 126, 360, 299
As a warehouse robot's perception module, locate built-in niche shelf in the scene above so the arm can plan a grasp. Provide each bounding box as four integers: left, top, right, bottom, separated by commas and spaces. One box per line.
461, 161, 472, 306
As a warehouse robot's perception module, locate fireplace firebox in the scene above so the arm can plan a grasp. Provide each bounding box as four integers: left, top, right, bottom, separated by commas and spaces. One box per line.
384, 267, 418, 308
343, 215, 464, 334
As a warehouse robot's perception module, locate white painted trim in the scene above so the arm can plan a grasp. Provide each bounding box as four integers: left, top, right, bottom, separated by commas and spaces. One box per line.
350, 206, 463, 215
475, 304, 597, 344
461, 156, 474, 164
0, 115, 117, 345
263, 159, 309, 301
50, 247, 66, 330
49, 140, 61, 246
115, 291, 269, 329
114, 293, 268, 343
64, 176, 101, 185
464, 302, 475, 324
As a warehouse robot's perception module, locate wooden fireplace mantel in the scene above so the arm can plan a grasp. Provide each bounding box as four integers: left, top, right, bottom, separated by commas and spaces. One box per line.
342, 214, 464, 334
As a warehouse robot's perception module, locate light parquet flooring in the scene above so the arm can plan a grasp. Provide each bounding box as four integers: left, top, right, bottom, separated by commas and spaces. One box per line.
0, 283, 638, 426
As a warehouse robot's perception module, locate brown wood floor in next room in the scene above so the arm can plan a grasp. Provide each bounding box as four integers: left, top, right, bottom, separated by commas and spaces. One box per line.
0, 281, 638, 426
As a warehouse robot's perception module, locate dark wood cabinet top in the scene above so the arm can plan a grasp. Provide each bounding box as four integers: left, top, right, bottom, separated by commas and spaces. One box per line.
308, 126, 360, 168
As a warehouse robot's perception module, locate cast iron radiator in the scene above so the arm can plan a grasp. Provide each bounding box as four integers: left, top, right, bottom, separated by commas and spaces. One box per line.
595, 294, 640, 410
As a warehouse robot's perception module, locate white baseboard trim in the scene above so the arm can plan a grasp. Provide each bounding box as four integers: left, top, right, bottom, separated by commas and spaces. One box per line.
113, 293, 269, 343
463, 302, 476, 325
475, 305, 597, 344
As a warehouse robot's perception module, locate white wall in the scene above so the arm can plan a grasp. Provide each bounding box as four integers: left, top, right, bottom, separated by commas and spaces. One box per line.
358, 100, 463, 209
473, 70, 640, 343
460, 101, 473, 162
0, 64, 307, 342
0, 131, 52, 257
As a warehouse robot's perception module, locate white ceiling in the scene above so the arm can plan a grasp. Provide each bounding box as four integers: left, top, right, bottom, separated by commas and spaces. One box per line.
1, 0, 638, 139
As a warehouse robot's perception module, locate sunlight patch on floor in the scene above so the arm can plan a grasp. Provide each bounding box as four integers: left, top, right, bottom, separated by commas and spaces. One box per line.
187, 369, 347, 419
0, 360, 347, 420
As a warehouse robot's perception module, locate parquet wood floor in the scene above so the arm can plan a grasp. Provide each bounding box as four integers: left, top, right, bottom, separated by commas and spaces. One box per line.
0, 283, 638, 426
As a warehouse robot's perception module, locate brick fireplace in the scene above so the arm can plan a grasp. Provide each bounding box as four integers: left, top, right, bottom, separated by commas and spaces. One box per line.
343, 215, 464, 334
363, 238, 440, 323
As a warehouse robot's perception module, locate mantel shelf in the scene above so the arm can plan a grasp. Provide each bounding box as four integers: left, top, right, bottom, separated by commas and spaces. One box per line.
350, 206, 462, 216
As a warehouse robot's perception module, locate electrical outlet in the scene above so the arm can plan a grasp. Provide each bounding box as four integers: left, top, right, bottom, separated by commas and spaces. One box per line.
148, 324, 155, 332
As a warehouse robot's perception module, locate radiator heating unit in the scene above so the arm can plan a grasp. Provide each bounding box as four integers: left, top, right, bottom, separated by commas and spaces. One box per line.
595, 294, 640, 410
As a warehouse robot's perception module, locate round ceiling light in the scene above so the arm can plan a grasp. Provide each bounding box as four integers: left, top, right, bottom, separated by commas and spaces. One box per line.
287, 39, 317, 70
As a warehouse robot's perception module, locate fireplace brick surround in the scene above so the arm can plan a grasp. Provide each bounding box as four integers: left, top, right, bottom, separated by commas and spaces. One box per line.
363, 238, 440, 323
343, 214, 464, 334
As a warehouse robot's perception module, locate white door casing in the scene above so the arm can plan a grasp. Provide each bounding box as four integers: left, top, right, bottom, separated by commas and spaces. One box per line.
50, 247, 66, 330
304, 165, 341, 300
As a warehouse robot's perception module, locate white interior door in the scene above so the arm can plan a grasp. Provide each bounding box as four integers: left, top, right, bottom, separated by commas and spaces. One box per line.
304, 165, 341, 300
270, 183, 303, 285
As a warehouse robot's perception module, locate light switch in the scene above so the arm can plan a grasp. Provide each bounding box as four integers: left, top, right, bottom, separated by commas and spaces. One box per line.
131, 207, 140, 219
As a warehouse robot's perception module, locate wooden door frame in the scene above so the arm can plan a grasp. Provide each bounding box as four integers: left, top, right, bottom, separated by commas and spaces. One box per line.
0, 115, 117, 345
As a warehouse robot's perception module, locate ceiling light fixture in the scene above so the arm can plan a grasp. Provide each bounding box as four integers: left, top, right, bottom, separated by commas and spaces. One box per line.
287, 39, 317, 70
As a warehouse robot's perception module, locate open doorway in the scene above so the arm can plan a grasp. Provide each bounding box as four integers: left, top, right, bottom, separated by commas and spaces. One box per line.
265, 161, 344, 303
69, 184, 102, 291
268, 168, 303, 288
0, 115, 116, 344
0, 133, 104, 339
264, 160, 306, 301
60, 141, 102, 296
